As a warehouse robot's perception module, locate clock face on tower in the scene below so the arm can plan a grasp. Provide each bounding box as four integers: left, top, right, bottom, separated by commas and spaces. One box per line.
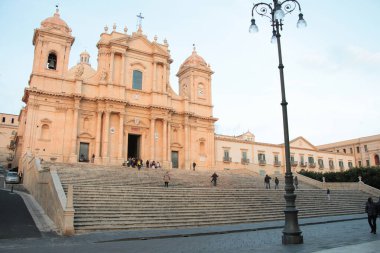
198, 84, 204, 96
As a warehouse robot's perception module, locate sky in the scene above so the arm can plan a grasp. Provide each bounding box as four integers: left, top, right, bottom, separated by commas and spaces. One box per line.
0, 0, 379, 145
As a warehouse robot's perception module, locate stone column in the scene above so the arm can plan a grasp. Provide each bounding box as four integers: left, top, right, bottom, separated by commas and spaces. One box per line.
163, 119, 167, 164
69, 99, 80, 162
167, 123, 171, 163
184, 116, 190, 169
102, 111, 110, 162
94, 111, 102, 163
121, 54, 126, 86
150, 118, 155, 160
118, 113, 124, 160
153, 62, 157, 91
109, 52, 115, 84
163, 63, 167, 91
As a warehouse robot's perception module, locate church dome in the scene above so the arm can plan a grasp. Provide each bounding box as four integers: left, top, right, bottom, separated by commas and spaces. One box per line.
40, 9, 72, 35
178, 48, 211, 74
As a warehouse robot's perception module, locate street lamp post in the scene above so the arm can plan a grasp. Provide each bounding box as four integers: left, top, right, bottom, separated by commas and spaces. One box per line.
249, 0, 307, 245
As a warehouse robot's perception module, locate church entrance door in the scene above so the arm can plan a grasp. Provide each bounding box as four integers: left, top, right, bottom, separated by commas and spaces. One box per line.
128, 134, 141, 158
171, 151, 179, 169
79, 142, 89, 162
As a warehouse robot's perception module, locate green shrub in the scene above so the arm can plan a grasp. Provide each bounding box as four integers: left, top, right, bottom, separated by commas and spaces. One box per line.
298, 167, 380, 189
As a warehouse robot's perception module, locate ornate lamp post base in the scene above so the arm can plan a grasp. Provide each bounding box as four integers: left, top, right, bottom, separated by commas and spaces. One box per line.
282, 210, 303, 244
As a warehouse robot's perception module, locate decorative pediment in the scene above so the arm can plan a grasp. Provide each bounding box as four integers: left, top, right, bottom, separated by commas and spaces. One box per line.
40, 118, 52, 124
78, 132, 93, 139
126, 118, 148, 128
171, 142, 183, 149
289, 136, 316, 150
128, 37, 153, 54
130, 61, 147, 70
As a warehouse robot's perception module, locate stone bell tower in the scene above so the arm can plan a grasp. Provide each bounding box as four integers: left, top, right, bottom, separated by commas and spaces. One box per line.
31, 7, 75, 77
176, 47, 214, 112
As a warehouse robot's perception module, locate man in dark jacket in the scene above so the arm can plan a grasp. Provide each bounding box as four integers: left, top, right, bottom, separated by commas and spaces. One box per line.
211, 172, 218, 186
365, 197, 377, 234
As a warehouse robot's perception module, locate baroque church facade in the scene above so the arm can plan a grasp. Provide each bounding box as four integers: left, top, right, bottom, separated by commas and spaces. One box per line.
14, 9, 378, 174
15, 9, 216, 170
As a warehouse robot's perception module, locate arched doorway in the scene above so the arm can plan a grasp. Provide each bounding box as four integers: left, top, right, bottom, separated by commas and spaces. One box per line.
375, 154, 380, 166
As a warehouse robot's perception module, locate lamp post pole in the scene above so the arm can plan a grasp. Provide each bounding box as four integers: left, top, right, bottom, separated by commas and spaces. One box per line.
249, 0, 307, 245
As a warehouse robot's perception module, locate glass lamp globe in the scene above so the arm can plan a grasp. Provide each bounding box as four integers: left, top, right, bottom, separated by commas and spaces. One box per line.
271, 31, 277, 44
297, 13, 307, 28
249, 19, 259, 33
274, 8, 285, 20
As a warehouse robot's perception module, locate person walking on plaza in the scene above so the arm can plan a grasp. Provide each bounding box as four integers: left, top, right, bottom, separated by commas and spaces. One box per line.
327, 188, 331, 201
192, 162, 196, 171
294, 176, 299, 189
163, 172, 171, 188
211, 172, 218, 187
264, 174, 271, 189
274, 177, 279, 190
137, 159, 142, 170
365, 197, 377, 234
146, 160, 149, 169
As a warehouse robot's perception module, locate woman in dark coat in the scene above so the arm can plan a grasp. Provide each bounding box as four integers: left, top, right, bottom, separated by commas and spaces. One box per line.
365, 197, 377, 234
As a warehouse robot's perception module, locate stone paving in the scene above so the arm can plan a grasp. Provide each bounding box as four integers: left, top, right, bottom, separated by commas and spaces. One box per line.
0, 212, 379, 253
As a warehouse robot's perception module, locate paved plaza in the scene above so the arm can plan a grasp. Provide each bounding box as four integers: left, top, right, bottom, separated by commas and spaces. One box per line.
0, 185, 379, 253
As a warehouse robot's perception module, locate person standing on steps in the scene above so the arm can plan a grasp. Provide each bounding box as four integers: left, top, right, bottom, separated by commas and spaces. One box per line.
163, 171, 171, 188
274, 177, 279, 189
365, 197, 377, 234
264, 174, 271, 189
294, 176, 299, 189
211, 172, 218, 186
192, 162, 196, 171
327, 188, 331, 201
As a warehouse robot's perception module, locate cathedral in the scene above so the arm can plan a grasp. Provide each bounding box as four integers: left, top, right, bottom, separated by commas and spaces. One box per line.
15, 9, 217, 170
14, 9, 377, 175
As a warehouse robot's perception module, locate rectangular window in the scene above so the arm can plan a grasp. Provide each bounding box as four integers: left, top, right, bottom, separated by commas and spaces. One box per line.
132, 70, 143, 90
329, 160, 334, 168
1, 117, 5, 123
343, 149, 346, 153
337, 149, 339, 153
356, 147, 360, 153
358, 160, 362, 167
300, 155, 304, 163
242, 151, 247, 160
364, 145, 368, 152
366, 160, 370, 167
274, 154, 279, 162
224, 150, 229, 159
339, 160, 344, 168
290, 155, 294, 162
348, 161, 353, 168
258, 153, 265, 161
11, 118, 14, 124
318, 158, 324, 168
350, 148, 353, 153
308, 156, 314, 164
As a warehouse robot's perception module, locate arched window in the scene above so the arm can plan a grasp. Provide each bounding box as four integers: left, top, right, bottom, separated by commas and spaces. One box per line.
47, 53, 57, 70
41, 124, 50, 140
132, 70, 142, 90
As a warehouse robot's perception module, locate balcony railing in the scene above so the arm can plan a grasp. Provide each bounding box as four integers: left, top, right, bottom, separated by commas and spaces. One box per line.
291, 161, 298, 167
259, 159, 266, 166
308, 163, 316, 168
241, 158, 250, 165
223, 157, 232, 163
274, 161, 281, 167
300, 162, 307, 167
329, 165, 335, 170
339, 165, 345, 169
318, 165, 324, 170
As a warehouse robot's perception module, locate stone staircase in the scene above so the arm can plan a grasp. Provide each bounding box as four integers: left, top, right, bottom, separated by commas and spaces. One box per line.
50, 163, 369, 233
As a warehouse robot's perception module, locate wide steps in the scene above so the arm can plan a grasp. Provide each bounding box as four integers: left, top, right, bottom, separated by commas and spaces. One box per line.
51, 163, 369, 232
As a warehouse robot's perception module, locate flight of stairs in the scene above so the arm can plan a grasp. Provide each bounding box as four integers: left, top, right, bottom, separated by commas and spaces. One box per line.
50, 163, 369, 233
